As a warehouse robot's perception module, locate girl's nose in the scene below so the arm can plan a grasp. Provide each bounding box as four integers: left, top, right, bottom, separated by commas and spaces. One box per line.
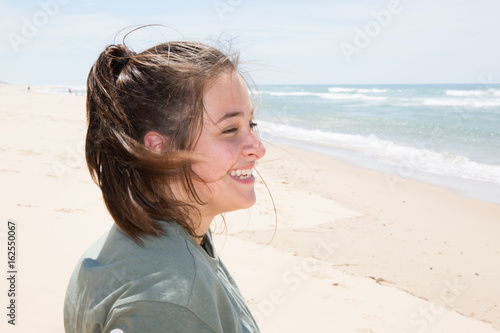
242, 130, 266, 160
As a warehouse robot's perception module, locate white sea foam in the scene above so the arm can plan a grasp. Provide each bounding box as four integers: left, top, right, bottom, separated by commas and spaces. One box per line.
262, 91, 324, 97
262, 90, 386, 101
263, 87, 500, 108
322, 93, 386, 101
444, 89, 500, 97
328, 87, 387, 93
327, 87, 357, 93
445, 90, 486, 97
423, 98, 500, 107
258, 121, 500, 185
356, 88, 387, 93
33, 85, 87, 95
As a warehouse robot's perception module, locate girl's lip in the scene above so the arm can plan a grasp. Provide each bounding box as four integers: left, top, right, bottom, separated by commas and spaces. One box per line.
229, 163, 255, 172
229, 174, 255, 184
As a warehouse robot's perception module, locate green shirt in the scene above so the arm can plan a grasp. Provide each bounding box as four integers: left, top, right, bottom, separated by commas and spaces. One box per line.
64, 221, 260, 333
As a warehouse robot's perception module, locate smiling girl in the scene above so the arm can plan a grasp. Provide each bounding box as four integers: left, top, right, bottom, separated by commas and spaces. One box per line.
64, 34, 264, 332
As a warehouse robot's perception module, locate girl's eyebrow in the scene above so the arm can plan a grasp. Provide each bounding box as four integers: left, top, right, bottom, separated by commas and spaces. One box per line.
215, 109, 254, 124
216, 111, 243, 124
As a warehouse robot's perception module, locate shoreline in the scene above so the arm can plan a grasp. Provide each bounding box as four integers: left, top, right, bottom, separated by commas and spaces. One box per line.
1, 83, 499, 332
260, 134, 500, 206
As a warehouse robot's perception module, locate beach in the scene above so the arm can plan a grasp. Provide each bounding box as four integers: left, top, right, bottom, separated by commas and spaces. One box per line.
1, 83, 499, 332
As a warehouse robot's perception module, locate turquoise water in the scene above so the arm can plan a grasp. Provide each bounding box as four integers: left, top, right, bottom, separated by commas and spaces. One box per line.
256, 84, 500, 203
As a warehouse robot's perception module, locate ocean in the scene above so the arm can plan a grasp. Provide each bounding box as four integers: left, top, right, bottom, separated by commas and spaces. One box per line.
255, 84, 500, 204
37, 83, 500, 204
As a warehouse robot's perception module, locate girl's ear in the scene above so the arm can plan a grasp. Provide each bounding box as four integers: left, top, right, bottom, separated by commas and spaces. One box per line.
143, 131, 165, 152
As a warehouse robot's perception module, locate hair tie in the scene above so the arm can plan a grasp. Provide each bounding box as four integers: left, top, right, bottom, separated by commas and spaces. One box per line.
116, 51, 135, 74
116, 55, 130, 74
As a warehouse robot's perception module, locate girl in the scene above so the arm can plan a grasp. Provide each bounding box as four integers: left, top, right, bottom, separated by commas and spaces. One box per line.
64, 34, 265, 332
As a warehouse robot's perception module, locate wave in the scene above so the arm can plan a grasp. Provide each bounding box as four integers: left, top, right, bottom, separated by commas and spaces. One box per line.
260, 87, 500, 109
33, 85, 87, 95
261, 91, 324, 97
423, 98, 500, 107
356, 88, 387, 93
258, 121, 500, 185
327, 87, 357, 93
445, 90, 485, 97
328, 87, 387, 93
445, 89, 500, 97
322, 93, 386, 101
261, 91, 386, 101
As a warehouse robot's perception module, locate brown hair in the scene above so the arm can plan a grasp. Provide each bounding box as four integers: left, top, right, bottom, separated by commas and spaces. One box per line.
85, 37, 238, 245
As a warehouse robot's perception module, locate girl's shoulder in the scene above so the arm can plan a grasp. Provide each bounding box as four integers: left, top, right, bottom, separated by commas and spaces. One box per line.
87, 222, 218, 302
65, 222, 220, 322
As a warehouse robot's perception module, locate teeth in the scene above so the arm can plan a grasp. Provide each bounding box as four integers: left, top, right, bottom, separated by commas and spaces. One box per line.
229, 168, 253, 179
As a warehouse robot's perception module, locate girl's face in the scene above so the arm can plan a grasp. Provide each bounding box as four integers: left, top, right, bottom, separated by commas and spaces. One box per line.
191, 72, 266, 220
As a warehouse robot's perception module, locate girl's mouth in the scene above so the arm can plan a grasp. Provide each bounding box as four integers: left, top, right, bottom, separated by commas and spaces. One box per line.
228, 168, 253, 180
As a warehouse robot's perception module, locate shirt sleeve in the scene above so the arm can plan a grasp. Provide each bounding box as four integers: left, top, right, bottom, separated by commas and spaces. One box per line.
103, 300, 218, 333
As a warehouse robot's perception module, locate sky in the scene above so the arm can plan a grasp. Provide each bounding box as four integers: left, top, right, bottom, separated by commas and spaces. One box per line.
1, 0, 499, 86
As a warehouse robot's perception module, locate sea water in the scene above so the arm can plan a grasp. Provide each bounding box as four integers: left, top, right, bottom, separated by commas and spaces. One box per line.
255, 84, 500, 204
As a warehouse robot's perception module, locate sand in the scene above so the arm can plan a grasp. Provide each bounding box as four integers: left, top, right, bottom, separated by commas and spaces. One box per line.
1, 83, 499, 332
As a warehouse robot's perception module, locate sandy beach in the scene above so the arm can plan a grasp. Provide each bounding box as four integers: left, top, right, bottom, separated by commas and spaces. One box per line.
1, 83, 499, 332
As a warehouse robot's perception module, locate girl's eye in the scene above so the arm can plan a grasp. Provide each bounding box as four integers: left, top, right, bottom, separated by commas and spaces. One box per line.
222, 121, 257, 134
222, 127, 238, 134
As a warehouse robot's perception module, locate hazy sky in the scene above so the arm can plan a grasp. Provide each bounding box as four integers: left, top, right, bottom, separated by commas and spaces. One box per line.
1, 0, 499, 86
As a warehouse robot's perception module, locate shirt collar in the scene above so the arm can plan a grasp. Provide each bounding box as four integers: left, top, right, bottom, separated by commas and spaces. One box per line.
161, 221, 219, 270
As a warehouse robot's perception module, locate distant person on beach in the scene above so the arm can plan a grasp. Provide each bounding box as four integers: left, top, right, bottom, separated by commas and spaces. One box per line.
27, 85, 30, 92
64, 31, 264, 332
68, 87, 72, 94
